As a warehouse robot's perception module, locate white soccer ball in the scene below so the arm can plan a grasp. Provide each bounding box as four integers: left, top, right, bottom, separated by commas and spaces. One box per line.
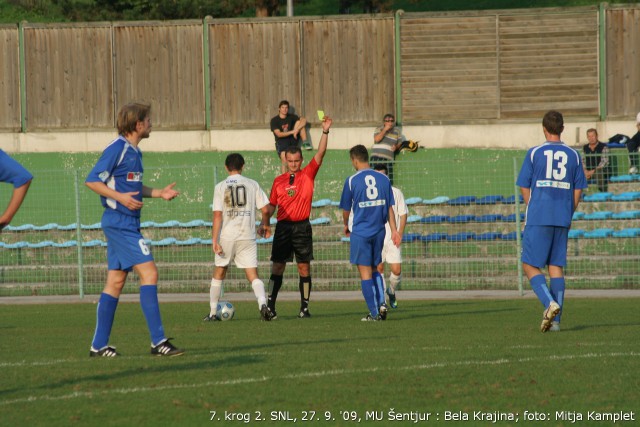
216, 301, 235, 321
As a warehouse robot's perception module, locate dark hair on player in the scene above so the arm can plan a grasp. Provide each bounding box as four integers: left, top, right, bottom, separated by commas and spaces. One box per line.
542, 110, 564, 136
225, 153, 245, 172
349, 145, 369, 163
117, 102, 151, 135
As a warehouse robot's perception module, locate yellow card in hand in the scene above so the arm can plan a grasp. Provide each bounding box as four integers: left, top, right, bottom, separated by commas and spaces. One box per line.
317, 110, 325, 120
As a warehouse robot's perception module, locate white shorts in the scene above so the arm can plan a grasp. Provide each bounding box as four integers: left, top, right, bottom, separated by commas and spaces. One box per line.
215, 239, 258, 269
381, 237, 402, 264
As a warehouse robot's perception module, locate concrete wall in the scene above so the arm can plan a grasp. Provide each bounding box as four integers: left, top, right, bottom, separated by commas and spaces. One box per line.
0, 119, 637, 153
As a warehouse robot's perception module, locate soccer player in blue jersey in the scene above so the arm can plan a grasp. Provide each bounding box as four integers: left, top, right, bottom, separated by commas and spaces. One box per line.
0, 150, 33, 232
85, 102, 184, 357
340, 145, 401, 321
516, 110, 588, 333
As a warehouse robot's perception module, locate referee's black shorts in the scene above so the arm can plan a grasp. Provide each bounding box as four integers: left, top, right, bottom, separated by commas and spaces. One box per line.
270, 219, 314, 263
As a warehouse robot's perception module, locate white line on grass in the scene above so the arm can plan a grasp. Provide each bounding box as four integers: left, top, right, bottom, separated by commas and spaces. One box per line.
1, 351, 638, 407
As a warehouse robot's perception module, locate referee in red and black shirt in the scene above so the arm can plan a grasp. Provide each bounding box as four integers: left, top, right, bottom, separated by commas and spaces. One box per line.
259, 116, 333, 319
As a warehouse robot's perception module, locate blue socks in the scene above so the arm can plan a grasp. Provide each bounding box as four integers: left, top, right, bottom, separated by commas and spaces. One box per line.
91, 293, 119, 350
361, 279, 379, 317
550, 277, 565, 322
530, 274, 554, 308
372, 271, 385, 307
140, 285, 166, 346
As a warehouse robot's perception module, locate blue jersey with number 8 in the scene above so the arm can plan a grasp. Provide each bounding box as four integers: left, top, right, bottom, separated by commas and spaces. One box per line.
339, 168, 395, 238
517, 142, 588, 227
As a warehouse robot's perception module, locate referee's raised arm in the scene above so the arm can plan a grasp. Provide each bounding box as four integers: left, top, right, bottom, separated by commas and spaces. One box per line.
314, 116, 332, 166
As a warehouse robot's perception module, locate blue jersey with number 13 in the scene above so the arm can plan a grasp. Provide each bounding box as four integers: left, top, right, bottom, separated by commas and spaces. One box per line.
517, 142, 588, 228
339, 169, 395, 238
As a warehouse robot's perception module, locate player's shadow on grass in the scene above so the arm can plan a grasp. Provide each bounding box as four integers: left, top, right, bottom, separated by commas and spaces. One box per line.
566, 322, 640, 331
12, 355, 263, 396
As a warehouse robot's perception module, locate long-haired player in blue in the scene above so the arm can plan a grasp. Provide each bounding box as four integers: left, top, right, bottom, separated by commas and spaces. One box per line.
85, 102, 184, 356
516, 110, 587, 332
0, 150, 33, 232
340, 145, 401, 321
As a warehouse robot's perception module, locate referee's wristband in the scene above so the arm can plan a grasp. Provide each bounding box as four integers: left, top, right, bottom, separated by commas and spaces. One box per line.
322, 130, 329, 134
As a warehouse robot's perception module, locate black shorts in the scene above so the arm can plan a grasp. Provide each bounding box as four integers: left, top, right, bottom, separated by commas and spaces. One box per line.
271, 220, 314, 263
275, 139, 299, 156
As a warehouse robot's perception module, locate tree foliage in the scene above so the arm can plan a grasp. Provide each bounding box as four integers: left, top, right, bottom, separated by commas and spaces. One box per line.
4, 0, 404, 21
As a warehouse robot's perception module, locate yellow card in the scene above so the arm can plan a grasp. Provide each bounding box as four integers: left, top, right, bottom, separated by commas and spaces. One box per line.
317, 110, 325, 120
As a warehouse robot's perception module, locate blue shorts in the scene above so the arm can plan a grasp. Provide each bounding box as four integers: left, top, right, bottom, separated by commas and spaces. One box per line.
521, 225, 568, 268
102, 210, 154, 271
349, 230, 385, 267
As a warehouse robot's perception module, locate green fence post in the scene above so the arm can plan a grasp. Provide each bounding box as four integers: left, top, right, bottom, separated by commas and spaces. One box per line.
203, 16, 212, 130
18, 21, 27, 133
74, 170, 85, 298
598, 2, 607, 121
513, 158, 524, 296
394, 10, 404, 125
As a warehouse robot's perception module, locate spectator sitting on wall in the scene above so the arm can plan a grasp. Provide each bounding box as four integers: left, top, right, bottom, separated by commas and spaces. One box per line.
582, 128, 610, 192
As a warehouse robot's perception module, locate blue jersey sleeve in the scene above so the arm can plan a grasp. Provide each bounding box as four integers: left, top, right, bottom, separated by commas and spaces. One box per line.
516, 149, 533, 189
339, 178, 353, 211
86, 140, 125, 184
0, 150, 33, 188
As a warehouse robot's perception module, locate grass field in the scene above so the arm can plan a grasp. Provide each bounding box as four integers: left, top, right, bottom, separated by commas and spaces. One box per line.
1, 297, 638, 426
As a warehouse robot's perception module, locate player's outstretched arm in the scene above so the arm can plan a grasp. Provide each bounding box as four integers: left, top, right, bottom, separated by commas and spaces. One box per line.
212, 210, 223, 255
0, 180, 32, 231
142, 183, 179, 200
314, 116, 332, 166
342, 210, 350, 236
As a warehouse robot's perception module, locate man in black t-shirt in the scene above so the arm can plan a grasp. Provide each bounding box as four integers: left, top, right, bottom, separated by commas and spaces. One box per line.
582, 128, 610, 192
270, 100, 311, 173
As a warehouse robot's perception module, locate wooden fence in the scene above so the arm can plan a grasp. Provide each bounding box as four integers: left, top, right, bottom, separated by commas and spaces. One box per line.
0, 5, 638, 132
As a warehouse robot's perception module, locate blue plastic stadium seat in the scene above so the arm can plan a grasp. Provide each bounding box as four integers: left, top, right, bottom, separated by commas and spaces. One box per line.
447, 196, 476, 206
81, 223, 103, 230
341, 237, 350, 243
53, 241, 78, 248
501, 231, 521, 241
33, 223, 58, 231
310, 217, 331, 225
448, 215, 476, 223
612, 228, 640, 238
27, 241, 55, 248
503, 213, 525, 222
330, 201, 341, 206
568, 229, 585, 239
572, 212, 585, 220
402, 233, 421, 243
503, 195, 524, 204
475, 195, 504, 205
611, 192, 640, 201
406, 215, 423, 223
180, 219, 207, 227
419, 233, 448, 242
82, 239, 106, 247
405, 197, 422, 205
175, 238, 201, 245
198, 238, 212, 245
4, 241, 29, 249
476, 232, 501, 241
610, 175, 634, 183
583, 192, 613, 202
476, 214, 503, 223
5, 224, 34, 231
312, 199, 332, 208
140, 221, 156, 228
422, 196, 450, 205
612, 210, 640, 219
150, 238, 177, 246
446, 232, 476, 242
420, 215, 449, 224
583, 211, 613, 220
155, 220, 180, 228
583, 228, 614, 239
58, 223, 78, 231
